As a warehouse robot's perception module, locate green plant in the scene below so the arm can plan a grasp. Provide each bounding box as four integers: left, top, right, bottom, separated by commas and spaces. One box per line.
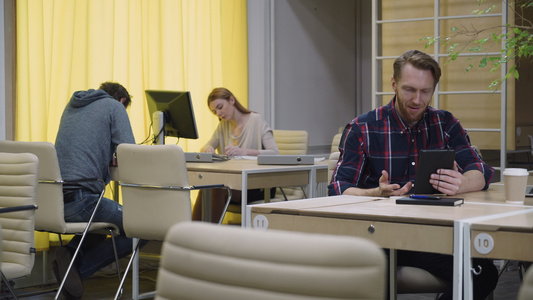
422, 0, 533, 90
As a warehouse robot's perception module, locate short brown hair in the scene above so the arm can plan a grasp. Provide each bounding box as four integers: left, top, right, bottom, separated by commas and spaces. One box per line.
99, 81, 132, 108
393, 50, 441, 88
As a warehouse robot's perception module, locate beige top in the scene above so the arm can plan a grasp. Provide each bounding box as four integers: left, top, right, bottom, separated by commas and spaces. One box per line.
204, 112, 279, 155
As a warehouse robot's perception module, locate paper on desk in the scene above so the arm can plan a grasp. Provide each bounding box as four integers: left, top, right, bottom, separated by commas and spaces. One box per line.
231, 156, 257, 160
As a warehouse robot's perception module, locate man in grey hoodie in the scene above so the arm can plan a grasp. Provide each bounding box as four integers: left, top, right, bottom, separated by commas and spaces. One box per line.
54, 82, 135, 299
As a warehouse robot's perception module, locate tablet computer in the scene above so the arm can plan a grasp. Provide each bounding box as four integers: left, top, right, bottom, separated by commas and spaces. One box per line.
413, 149, 455, 194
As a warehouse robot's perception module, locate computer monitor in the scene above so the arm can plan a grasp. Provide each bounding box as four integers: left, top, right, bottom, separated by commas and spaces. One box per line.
145, 90, 199, 143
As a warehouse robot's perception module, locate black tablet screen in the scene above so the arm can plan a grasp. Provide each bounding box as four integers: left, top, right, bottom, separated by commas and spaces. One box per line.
413, 149, 455, 194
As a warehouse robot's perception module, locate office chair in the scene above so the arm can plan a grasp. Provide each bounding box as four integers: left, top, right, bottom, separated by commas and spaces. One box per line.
0, 140, 122, 299
271, 129, 310, 201
113, 144, 232, 300
155, 221, 387, 300
0, 152, 39, 299
330, 132, 342, 153
223, 129, 310, 223
328, 151, 340, 181
272, 129, 309, 155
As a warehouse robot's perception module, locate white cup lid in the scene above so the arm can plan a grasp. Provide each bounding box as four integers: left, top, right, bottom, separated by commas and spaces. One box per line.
503, 168, 529, 176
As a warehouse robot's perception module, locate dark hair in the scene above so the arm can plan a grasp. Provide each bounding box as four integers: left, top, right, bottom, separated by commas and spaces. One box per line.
207, 87, 250, 114
393, 50, 442, 88
99, 81, 132, 108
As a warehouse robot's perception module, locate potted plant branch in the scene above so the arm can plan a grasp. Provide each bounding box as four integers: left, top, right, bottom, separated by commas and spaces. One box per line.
422, 0, 533, 90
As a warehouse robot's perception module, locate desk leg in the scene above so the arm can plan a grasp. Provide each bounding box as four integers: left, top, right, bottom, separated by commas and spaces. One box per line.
309, 167, 316, 198
316, 182, 327, 197
132, 237, 139, 300
264, 188, 271, 203
241, 172, 248, 227
113, 181, 120, 202
389, 249, 397, 300
454, 220, 465, 300
461, 221, 473, 300
245, 205, 252, 228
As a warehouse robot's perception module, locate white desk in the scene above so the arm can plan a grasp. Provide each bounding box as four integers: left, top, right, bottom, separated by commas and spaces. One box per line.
187, 158, 328, 226
249, 190, 532, 300
461, 206, 533, 299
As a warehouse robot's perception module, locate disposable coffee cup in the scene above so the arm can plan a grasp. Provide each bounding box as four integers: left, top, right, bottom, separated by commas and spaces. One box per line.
503, 168, 529, 204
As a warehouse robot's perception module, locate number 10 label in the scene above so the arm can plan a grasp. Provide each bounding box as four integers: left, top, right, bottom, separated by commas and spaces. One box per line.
473, 233, 494, 255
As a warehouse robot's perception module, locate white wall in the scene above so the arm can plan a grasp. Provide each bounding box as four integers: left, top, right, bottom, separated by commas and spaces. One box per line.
248, 0, 372, 154
0, 0, 13, 141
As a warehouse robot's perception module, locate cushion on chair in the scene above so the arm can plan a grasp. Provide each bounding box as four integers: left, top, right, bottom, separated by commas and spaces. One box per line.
0, 140, 120, 236
155, 222, 386, 300
328, 151, 340, 181
0, 152, 38, 279
331, 133, 342, 153
0, 140, 66, 233
117, 144, 192, 241
272, 129, 308, 155
270, 130, 309, 201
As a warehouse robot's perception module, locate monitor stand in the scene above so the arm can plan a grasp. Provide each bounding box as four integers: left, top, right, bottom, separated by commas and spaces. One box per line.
153, 111, 165, 145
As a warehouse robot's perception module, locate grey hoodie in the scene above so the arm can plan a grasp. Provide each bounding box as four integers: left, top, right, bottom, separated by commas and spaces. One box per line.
55, 89, 135, 194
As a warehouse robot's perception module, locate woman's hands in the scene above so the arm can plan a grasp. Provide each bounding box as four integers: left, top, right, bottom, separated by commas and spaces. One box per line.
202, 146, 216, 153
224, 145, 248, 156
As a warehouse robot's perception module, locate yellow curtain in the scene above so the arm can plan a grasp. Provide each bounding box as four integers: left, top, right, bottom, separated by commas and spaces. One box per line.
16, 0, 248, 250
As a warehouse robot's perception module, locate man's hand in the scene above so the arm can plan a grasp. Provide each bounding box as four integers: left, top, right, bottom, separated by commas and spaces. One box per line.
430, 162, 462, 195
430, 161, 486, 195
377, 170, 412, 197
343, 170, 412, 197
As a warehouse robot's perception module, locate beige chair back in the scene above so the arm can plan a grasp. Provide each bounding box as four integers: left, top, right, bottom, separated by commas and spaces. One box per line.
328, 151, 340, 181
272, 129, 308, 155
270, 130, 309, 201
117, 144, 192, 241
331, 133, 342, 153
0, 152, 38, 279
155, 222, 386, 300
0, 140, 66, 233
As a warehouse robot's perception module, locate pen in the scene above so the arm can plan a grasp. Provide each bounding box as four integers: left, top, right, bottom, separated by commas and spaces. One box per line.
410, 195, 441, 200
233, 140, 238, 146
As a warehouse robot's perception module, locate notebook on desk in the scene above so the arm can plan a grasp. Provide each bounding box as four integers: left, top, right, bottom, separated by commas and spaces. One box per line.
257, 155, 315, 165
185, 152, 229, 162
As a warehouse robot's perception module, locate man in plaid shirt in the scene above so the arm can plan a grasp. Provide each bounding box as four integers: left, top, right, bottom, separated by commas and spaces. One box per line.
329, 50, 493, 197
328, 50, 497, 300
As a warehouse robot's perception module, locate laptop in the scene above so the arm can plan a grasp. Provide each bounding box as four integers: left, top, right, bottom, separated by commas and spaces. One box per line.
185, 152, 229, 163
526, 186, 533, 197
257, 155, 315, 165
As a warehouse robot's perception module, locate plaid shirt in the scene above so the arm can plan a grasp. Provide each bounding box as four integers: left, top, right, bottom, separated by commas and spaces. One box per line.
328, 97, 494, 195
